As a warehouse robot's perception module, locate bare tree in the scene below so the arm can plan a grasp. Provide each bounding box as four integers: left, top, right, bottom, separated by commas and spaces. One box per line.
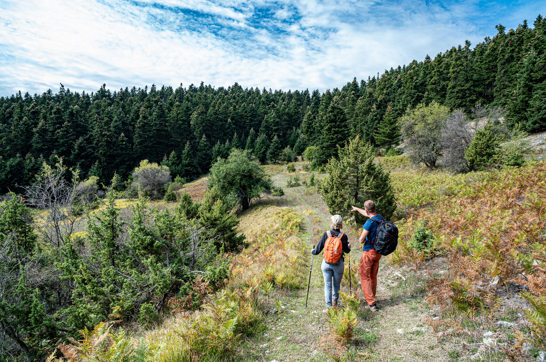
24, 160, 80, 247
441, 110, 472, 173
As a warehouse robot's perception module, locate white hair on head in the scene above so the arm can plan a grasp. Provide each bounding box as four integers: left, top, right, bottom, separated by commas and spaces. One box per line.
331, 214, 342, 228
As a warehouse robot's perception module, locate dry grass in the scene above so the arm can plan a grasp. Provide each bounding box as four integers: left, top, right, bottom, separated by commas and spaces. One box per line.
177, 177, 208, 202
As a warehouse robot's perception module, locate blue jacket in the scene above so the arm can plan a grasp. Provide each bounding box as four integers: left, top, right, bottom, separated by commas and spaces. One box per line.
362, 215, 384, 251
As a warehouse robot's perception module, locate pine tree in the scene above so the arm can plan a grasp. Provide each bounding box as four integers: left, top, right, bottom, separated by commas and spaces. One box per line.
197, 134, 211, 174
180, 141, 198, 179
321, 135, 396, 225
293, 133, 307, 155
375, 105, 400, 148
253, 133, 270, 164
267, 135, 282, 163
245, 128, 257, 151
314, 96, 350, 167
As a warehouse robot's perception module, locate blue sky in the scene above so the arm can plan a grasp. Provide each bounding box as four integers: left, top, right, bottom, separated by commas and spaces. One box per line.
0, 0, 544, 96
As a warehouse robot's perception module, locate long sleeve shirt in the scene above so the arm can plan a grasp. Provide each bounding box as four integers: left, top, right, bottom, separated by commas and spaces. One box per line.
312, 229, 351, 261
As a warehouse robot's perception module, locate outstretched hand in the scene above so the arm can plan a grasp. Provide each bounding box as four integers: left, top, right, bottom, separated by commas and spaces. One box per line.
352, 206, 368, 217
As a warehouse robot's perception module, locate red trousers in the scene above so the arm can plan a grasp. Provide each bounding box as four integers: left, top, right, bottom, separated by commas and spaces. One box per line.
359, 249, 381, 306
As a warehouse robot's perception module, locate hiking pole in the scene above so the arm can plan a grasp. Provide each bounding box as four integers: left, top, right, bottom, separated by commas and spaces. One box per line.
348, 256, 352, 296
305, 248, 314, 308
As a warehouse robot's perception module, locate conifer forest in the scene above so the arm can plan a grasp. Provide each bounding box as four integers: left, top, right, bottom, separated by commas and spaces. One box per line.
0, 16, 544, 193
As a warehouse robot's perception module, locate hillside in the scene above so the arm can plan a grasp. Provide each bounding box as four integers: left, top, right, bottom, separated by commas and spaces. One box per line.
39, 157, 545, 361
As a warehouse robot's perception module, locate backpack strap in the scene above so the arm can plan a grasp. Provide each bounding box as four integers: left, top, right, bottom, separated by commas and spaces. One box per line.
369, 217, 383, 243
370, 216, 384, 225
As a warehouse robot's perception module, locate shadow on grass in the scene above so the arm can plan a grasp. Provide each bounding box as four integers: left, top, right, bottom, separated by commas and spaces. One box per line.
250, 195, 292, 209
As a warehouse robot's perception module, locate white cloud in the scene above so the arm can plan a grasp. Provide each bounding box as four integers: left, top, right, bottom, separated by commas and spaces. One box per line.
0, 0, 541, 95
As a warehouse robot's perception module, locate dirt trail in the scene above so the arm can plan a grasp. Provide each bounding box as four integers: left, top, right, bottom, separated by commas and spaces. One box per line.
240, 171, 453, 361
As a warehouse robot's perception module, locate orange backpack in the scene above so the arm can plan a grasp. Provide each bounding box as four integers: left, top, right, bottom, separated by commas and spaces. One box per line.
323, 231, 344, 264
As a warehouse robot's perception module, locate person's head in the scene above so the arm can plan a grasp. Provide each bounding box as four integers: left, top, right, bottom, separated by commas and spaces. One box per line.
331, 214, 343, 229
364, 200, 376, 214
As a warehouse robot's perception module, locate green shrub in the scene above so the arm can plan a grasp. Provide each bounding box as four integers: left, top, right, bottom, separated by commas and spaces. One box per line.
521, 292, 546, 351
326, 306, 358, 344
110, 172, 124, 192
286, 176, 301, 187
272, 186, 284, 196
465, 125, 500, 171
384, 147, 402, 157
198, 187, 246, 252
204, 255, 231, 288
131, 160, 171, 199
139, 303, 159, 327
281, 147, 297, 163
163, 183, 177, 202
306, 173, 316, 187
498, 139, 529, 167
208, 149, 271, 211
302, 146, 319, 166
176, 192, 199, 219
409, 222, 435, 252
286, 163, 296, 173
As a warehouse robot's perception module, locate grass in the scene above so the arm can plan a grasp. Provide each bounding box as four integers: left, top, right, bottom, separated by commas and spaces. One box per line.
48, 157, 545, 361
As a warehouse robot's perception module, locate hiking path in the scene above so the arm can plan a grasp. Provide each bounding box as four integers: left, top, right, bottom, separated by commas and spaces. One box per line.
239, 171, 453, 361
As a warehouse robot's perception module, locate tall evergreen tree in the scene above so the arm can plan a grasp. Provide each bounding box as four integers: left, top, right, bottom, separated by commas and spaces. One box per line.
314, 96, 350, 167
321, 135, 396, 225
253, 133, 270, 164
375, 105, 401, 148
267, 135, 282, 163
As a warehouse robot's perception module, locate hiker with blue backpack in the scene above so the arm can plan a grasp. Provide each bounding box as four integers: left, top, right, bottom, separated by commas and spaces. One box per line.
311, 215, 351, 308
352, 200, 398, 312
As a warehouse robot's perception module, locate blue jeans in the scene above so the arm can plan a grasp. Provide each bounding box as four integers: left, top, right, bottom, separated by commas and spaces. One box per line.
321, 259, 344, 307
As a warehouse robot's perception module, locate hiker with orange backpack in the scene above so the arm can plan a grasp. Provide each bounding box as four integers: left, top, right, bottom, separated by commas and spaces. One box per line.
312, 215, 351, 308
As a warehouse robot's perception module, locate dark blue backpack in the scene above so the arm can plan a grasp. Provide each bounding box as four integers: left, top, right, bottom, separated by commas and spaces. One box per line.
371, 218, 398, 256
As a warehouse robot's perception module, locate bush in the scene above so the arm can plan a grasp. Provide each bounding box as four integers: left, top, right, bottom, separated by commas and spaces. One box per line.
302, 146, 319, 166
110, 172, 124, 192
163, 183, 177, 202
198, 187, 246, 252
176, 192, 199, 220
131, 160, 171, 199
139, 303, 159, 327
286, 176, 301, 187
409, 222, 435, 256
498, 137, 530, 167
281, 146, 296, 163
286, 163, 296, 173
465, 125, 500, 171
74, 176, 100, 204
208, 149, 271, 211
272, 186, 284, 196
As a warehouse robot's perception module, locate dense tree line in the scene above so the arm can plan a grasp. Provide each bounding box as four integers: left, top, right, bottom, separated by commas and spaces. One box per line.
0, 16, 544, 193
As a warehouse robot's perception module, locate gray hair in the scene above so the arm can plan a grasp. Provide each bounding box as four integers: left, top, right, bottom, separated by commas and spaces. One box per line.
331, 214, 343, 229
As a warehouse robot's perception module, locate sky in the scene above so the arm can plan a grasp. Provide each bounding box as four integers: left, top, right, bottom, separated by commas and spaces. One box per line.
0, 0, 544, 96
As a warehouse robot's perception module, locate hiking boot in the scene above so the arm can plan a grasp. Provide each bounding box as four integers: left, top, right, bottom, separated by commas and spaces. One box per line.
332, 300, 337, 307
369, 304, 378, 311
